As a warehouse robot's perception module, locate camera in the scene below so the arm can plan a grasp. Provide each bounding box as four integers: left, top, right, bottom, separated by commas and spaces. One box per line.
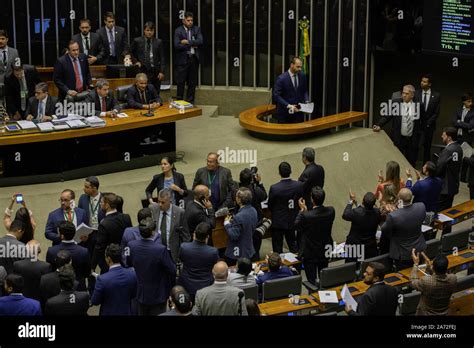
255, 217, 272, 237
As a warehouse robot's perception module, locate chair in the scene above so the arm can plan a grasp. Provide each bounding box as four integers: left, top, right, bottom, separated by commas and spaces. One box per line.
65, 91, 90, 103
399, 291, 421, 316
455, 274, 474, 293
241, 284, 259, 302
357, 253, 391, 280
424, 238, 441, 259
116, 84, 133, 108
441, 229, 470, 255
319, 262, 357, 289
262, 275, 302, 302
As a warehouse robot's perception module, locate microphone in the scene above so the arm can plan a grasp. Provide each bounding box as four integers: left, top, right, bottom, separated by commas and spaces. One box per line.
142, 98, 161, 117
238, 291, 244, 316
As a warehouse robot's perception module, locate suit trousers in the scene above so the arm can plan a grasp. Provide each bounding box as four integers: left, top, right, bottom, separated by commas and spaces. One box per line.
422, 127, 435, 164
303, 259, 328, 285
271, 228, 298, 254
176, 55, 199, 103
438, 194, 455, 235
395, 135, 419, 167
252, 231, 263, 262
138, 302, 166, 316
144, 66, 162, 96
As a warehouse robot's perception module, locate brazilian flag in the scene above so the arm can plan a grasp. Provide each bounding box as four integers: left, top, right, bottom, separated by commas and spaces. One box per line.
298, 17, 310, 75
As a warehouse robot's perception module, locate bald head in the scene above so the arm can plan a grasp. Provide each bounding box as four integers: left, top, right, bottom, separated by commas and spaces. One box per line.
398, 188, 413, 204
194, 185, 209, 200
212, 261, 228, 281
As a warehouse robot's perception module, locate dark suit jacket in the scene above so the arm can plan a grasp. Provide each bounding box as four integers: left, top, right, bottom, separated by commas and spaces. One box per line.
405, 177, 443, 212
91, 265, 137, 315
85, 90, 120, 116
46, 242, 91, 285
298, 162, 325, 207
273, 71, 309, 123
343, 204, 381, 248
224, 205, 258, 260
178, 240, 219, 296
39, 271, 80, 308
128, 238, 177, 305
294, 205, 335, 260
5, 69, 40, 116
12, 259, 51, 301
174, 25, 203, 65
0, 46, 19, 83
92, 212, 132, 271
44, 207, 88, 245
126, 84, 161, 109
0, 235, 25, 274
25, 95, 58, 120
145, 171, 188, 206
192, 166, 236, 209
131, 36, 166, 73
157, 204, 190, 263
348, 282, 399, 316
72, 32, 106, 64
53, 53, 92, 100
436, 142, 463, 196
96, 26, 129, 63
268, 179, 304, 230
184, 201, 216, 237
452, 107, 474, 144
415, 89, 441, 129
45, 290, 89, 316
78, 193, 106, 227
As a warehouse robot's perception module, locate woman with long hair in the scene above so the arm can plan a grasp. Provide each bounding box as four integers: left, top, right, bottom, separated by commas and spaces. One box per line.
378, 183, 399, 255
4, 195, 36, 244
375, 160, 405, 200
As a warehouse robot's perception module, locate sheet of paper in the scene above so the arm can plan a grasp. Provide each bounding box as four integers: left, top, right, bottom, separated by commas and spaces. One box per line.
52, 124, 70, 130
160, 84, 171, 90
437, 213, 454, 222
282, 252, 298, 263
36, 122, 54, 132
116, 113, 129, 118
421, 225, 433, 233
17, 120, 37, 130
299, 102, 314, 114
260, 200, 268, 209
318, 291, 339, 303
74, 223, 94, 243
461, 141, 473, 158
65, 120, 87, 128
341, 284, 358, 311
375, 230, 382, 240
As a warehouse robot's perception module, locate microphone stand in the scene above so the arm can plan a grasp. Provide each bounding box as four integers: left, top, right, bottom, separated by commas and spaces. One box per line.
238, 291, 244, 316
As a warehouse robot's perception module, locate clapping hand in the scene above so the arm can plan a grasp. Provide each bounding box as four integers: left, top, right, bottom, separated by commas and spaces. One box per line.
298, 197, 307, 212
411, 248, 420, 265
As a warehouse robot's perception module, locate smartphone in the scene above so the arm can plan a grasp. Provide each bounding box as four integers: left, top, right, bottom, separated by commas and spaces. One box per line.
16, 194, 24, 204
199, 195, 206, 205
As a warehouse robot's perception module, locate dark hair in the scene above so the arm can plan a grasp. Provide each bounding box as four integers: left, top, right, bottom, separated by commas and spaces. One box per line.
103, 193, 118, 209
239, 168, 252, 186
62, 189, 76, 200
432, 254, 449, 274
184, 11, 194, 18
79, 18, 91, 26
420, 73, 432, 84
35, 82, 49, 93
14, 208, 33, 243
290, 56, 302, 65
85, 176, 100, 190
139, 217, 156, 238
194, 222, 210, 242
0, 29, 9, 38
137, 208, 152, 223
116, 195, 124, 213
311, 186, 325, 206
278, 162, 291, 178
362, 192, 376, 209
302, 147, 315, 163
105, 244, 122, 264
144, 21, 155, 30
13, 64, 24, 71
443, 127, 458, 142
103, 11, 115, 21
367, 262, 387, 281
245, 298, 261, 316
9, 219, 24, 233
268, 252, 282, 272
58, 264, 75, 291
236, 258, 252, 277
58, 221, 76, 241
170, 285, 193, 313
56, 250, 72, 268
160, 156, 177, 172
425, 161, 437, 177
5, 274, 23, 293
461, 92, 473, 102
68, 40, 79, 48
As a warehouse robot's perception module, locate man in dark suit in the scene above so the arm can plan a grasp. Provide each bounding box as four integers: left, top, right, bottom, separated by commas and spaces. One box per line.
72, 19, 105, 65
91, 244, 137, 315
39, 250, 73, 308
46, 222, 91, 290
184, 185, 216, 242
4, 64, 40, 120
44, 265, 89, 316
85, 79, 120, 117
452, 92, 474, 145
131, 21, 166, 93
345, 262, 399, 316
45, 189, 88, 246
24, 82, 58, 122
415, 74, 441, 163
13, 240, 51, 301
0, 220, 25, 274
126, 73, 162, 109
268, 162, 304, 254
436, 127, 463, 212
405, 161, 443, 212
467, 154, 474, 200
0, 274, 41, 316
343, 192, 381, 261
273, 56, 309, 124
373, 84, 421, 166
178, 222, 219, 299
224, 188, 258, 265
298, 147, 325, 209
96, 12, 129, 64
92, 193, 132, 273
174, 11, 203, 104
295, 187, 335, 285
192, 152, 236, 210
0, 29, 20, 83
127, 217, 176, 315
53, 40, 92, 101
156, 188, 190, 264
381, 189, 426, 270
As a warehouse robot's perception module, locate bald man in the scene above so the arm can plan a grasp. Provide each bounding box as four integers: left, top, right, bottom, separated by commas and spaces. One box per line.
381, 188, 426, 270
192, 261, 248, 316
184, 185, 216, 239
126, 73, 162, 109
13, 240, 51, 301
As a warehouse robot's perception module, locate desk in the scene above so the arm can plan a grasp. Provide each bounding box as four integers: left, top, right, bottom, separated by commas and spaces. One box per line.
448, 291, 474, 315
258, 295, 319, 316
434, 200, 474, 230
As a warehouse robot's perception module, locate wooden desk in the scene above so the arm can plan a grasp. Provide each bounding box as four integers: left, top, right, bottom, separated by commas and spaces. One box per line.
434, 200, 474, 229
448, 291, 474, 315
37, 65, 107, 81
258, 295, 319, 316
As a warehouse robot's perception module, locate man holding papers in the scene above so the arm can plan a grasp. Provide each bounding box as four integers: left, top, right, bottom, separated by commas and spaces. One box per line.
25, 83, 57, 122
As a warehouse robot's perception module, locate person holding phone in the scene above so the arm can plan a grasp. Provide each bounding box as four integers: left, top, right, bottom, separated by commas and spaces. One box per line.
184, 185, 216, 244
4, 194, 36, 244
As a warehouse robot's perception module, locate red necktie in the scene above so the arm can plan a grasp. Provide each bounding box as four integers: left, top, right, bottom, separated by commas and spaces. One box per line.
67, 210, 72, 222
102, 97, 107, 112
73, 59, 83, 92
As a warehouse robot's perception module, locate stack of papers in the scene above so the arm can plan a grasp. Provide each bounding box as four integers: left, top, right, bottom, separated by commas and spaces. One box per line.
52, 123, 70, 131
65, 120, 88, 128
36, 122, 55, 132
437, 214, 454, 223
17, 120, 37, 130
318, 291, 338, 303
280, 252, 299, 263
84, 116, 106, 127
116, 113, 129, 118
341, 284, 358, 310
53, 115, 84, 123
298, 102, 314, 114
73, 223, 94, 243
171, 100, 194, 109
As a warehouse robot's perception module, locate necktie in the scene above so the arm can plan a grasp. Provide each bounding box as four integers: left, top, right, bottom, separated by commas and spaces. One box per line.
84, 36, 90, 53
145, 39, 151, 68
423, 92, 428, 112
108, 29, 115, 56
293, 74, 298, 90
20, 77, 27, 111
38, 101, 44, 120
459, 108, 469, 137
160, 211, 167, 246
72, 58, 83, 92
140, 91, 146, 104
67, 210, 72, 222
2, 50, 6, 65
101, 97, 107, 112
406, 106, 413, 136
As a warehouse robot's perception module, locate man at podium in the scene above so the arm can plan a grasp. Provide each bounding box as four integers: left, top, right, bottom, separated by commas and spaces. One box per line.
273, 56, 309, 124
